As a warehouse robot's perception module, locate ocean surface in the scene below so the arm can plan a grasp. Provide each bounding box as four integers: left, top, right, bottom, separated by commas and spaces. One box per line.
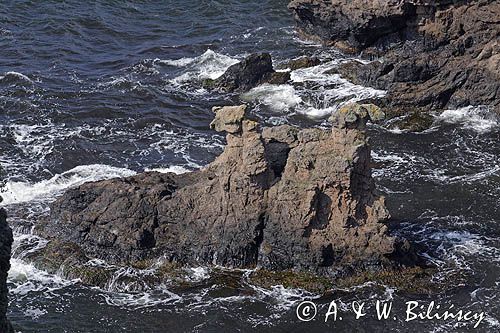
0, 1, 499, 332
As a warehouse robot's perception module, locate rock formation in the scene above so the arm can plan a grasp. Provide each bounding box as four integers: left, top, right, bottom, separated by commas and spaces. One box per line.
204, 53, 290, 92
0, 204, 14, 333
37, 104, 414, 279
289, 0, 500, 113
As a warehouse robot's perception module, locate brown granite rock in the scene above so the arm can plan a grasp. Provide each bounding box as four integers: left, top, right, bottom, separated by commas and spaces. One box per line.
37, 104, 414, 278
210, 105, 247, 134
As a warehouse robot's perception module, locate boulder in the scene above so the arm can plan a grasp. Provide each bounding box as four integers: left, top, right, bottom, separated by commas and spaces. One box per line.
330, 103, 386, 129
205, 53, 290, 92
388, 111, 436, 132
210, 105, 247, 133
0, 207, 13, 333
37, 104, 415, 279
289, 0, 500, 113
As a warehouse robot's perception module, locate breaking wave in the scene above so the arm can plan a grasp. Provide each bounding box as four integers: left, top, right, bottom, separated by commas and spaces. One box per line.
435, 106, 499, 134
242, 59, 386, 119
242, 84, 302, 112
165, 49, 240, 83
1, 165, 136, 205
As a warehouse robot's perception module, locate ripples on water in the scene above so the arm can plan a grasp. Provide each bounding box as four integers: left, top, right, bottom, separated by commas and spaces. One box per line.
0, 1, 499, 332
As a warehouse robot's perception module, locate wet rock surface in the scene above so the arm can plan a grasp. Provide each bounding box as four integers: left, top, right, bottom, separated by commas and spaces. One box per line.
204, 53, 290, 92
36, 104, 415, 281
0, 207, 13, 333
289, 0, 500, 113
280, 56, 321, 70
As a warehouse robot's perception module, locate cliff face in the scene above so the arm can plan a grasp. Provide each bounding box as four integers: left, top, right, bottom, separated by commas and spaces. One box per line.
289, 0, 500, 113
0, 208, 13, 333
37, 104, 413, 277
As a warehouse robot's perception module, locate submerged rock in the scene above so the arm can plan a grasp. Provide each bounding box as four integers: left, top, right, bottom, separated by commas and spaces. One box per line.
281, 56, 320, 70
37, 104, 415, 282
204, 53, 290, 92
388, 111, 436, 132
0, 207, 14, 333
330, 103, 386, 129
289, 0, 500, 113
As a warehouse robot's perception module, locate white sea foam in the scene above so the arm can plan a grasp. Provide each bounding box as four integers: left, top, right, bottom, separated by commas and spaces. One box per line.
23, 307, 47, 320
439, 231, 500, 263
0, 71, 34, 84
371, 149, 426, 180
435, 106, 498, 133
8, 258, 76, 297
299, 105, 337, 119
251, 60, 386, 118
145, 165, 190, 174
105, 267, 157, 293
242, 84, 302, 112
165, 49, 239, 83
161, 56, 197, 67
408, 224, 500, 272
149, 124, 223, 169
1, 120, 219, 179
295, 73, 386, 117
445, 166, 500, 184
183, 267, 210, 282
99, 75, 145, 91
0, 164, 136, 205
102, 269, 182, 309
371, 151, 406, 164
11, 234, 48, 259
250, 284, 318, 311
239, 26, 264, 39
0, 122, 108, 176
101, 289, 182, 309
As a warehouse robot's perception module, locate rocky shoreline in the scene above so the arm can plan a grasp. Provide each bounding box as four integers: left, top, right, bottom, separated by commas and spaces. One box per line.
289, 0, 500, 115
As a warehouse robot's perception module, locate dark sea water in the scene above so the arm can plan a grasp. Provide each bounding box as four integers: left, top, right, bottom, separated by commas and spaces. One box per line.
0, 1, 499, 332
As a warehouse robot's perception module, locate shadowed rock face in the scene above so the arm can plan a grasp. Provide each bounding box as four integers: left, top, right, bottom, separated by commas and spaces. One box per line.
38, 104, 413, 277
289, 0, 500, 113
205, 53, 290, 92
289, 0, 421, 51
0, 208, 14, 333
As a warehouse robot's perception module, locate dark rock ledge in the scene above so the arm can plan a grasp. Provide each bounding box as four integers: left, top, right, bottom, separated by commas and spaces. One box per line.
31, 104, 429, 292
0, 204, 14, 333
289, 0, 500, 114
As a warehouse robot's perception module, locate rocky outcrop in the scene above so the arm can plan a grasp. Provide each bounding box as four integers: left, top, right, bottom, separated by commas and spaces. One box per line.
37, 104, 414, 279
0, 204, 14, 333
289, 0, 500, 113
204, 53, 290, 92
